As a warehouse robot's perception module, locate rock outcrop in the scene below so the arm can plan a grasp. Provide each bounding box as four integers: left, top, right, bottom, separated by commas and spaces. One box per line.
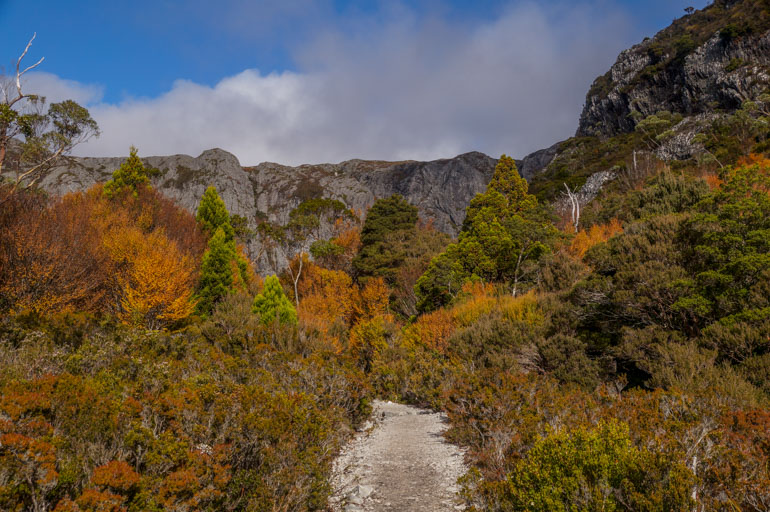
37, 149, 497, 235
25, 149, 497, 266
578, 1, 770, 138
517, 142, 562, 181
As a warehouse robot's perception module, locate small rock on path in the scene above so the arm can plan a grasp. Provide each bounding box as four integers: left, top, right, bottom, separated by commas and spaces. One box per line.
330, 400, 467, 511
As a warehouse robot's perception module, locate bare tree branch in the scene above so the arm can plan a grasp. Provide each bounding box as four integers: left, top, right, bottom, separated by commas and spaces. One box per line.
14, 146, 67, 189
15, 33, 45, 102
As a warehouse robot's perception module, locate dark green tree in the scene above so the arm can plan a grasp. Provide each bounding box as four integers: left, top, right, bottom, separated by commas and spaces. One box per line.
414, 244, 467, 313
353, 194, 418, 285
195, 186, 253, 290
677, 161, 770, 326
416, 156, 558, 311
252, 275, 297, 326
196, 227, 236, 316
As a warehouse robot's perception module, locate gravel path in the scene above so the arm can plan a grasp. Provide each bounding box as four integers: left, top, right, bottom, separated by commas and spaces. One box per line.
330, 400, 467, 511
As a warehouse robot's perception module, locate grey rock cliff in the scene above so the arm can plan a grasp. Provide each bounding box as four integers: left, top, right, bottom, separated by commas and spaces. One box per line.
578, 16, 770, 138
517, 142, 561, 181
27, 149, 497, 265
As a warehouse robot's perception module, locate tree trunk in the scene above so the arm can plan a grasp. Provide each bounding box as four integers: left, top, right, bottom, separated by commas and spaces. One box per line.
292, 256, 303, 308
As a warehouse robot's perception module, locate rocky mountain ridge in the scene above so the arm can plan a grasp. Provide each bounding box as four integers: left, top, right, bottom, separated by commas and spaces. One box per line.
578, 0, 770, 138
36, 149, 504, 236
24, 149, 509, 268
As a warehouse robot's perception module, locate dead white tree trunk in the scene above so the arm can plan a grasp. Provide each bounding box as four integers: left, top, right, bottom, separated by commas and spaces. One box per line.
564, 183, 580, 233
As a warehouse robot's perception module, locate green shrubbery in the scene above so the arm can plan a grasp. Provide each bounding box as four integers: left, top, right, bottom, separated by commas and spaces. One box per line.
0, 316, 369, 511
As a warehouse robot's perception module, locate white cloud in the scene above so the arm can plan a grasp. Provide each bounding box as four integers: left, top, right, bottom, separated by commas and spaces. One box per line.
44, 2, 632, 165
20, 71, 103, 106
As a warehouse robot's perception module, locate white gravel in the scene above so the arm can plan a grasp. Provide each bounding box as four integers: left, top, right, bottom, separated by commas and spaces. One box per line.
330, 400, 467, 511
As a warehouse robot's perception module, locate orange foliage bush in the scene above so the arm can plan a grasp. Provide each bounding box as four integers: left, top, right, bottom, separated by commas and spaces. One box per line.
0, 192, 112, 315
74, 488, 127, 512
568, 218, 623, 259
703, 173, 724, 190
297, 265, 393, 353
401, 282, 541, 354
91, 461, 141, 492
101, 214, 197, 328
737, 153, 770, 169
402, 308, 455, 353
312, 220, 362, 274
0, 184, 204, 327
354, 277, 391, 322
297, 262, 357, 351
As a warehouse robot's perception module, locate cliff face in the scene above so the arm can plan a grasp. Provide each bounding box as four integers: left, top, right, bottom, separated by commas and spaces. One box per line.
578, 0, 770, 138
32, 149, 497, 264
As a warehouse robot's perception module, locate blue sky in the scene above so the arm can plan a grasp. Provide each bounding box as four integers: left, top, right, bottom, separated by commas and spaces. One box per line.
0, 0, 711, 164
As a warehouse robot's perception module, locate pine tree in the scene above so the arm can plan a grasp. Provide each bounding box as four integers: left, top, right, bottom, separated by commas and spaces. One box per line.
353, 194, 418, 285
196, 186, 235, 242
104, 146, 155, 198
252, 275, 297, 326
196, 227, 235, 315
416, 155, 558, 311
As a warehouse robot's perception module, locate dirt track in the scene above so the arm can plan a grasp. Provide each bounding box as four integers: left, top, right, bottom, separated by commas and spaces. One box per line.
330, 400, 467, 511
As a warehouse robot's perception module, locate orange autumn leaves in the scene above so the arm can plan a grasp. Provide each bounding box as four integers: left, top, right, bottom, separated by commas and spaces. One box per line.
0, 185, 203, 328
568, 218, 623, 259
0, 192, 112, 315
102, 221, 197, 328
402, 282, 542, 354
702, 154, 770, 192
97, 189, 202, 328
295, 255, 390, 352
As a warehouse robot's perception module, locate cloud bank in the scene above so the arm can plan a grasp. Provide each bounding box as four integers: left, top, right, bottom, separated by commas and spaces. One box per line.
31, 2, 632, 165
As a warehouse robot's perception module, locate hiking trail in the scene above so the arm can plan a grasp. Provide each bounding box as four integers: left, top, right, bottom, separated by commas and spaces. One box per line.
330, 400, 467, 511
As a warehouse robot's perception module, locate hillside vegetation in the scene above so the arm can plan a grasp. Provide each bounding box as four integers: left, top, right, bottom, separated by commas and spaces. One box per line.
2, 131, 769, 511
2, 2, 770, 511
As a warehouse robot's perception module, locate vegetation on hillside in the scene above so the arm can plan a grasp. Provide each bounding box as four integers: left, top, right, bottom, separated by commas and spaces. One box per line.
2, 16, 770, 510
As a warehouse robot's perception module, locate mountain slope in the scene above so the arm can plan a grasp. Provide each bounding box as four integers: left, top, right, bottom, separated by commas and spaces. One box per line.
518, 0, 770, 205
579, 0, 770, 138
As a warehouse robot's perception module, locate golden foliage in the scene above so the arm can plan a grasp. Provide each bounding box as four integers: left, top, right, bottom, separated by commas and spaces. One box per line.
568, 218, 623, 259
0, 183, 205, 327
297, 262, 357, 351
102, 222, 197, 328
402, 282, 542, 354
354, 277, 391, 323
453, 284, 541, 328
402, 308, 455, 353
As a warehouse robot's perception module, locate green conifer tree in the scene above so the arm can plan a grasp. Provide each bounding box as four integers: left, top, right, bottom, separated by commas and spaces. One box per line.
196, 186, 235, 242
196, 227, 236, 315
416, 155, 558, 311
104, 146, 155, 198
252, 275, 297, 326
353, 194, 418, 285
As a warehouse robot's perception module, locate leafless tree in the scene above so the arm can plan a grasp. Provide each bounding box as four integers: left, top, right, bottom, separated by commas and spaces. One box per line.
0, 33, 45, 174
